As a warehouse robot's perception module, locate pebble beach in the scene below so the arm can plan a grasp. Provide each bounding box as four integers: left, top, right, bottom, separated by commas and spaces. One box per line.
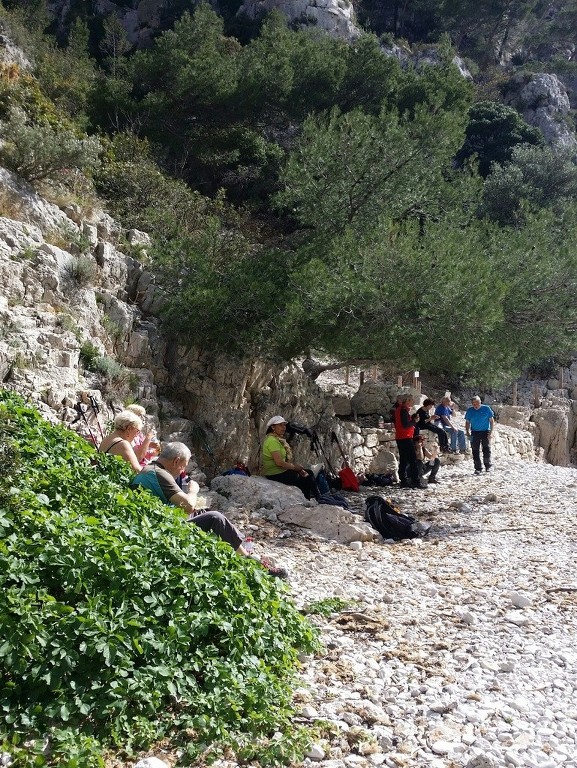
267, 456, 577, 768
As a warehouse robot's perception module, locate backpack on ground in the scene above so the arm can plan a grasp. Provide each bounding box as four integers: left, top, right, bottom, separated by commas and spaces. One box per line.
364, 495, 419, 540
339, 466, 360, 492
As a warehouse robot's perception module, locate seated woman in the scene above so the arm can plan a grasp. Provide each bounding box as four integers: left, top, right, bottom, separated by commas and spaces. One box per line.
130, 442, 287, 578
415, 398, 449, 451
98, 411, 144, 473
262, 416, 318, 500
125, 403, 160, 467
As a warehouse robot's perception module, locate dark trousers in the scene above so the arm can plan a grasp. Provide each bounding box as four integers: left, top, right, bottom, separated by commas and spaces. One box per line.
396, 439, 420, 487
266, 469, 319, 500
188, 511, 243, 551
419, 422, 449, 449
471, 431, 491, 471
420, 458, 440, 482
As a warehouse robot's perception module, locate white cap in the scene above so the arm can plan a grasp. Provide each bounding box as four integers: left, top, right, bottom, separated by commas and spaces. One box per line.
266, 415, 287, 429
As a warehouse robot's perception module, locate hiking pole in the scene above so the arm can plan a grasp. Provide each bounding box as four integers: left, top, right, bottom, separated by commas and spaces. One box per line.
88, 394, 105, 441
331, 430, 350, 467
72, 402, 98, 447
311, 431, 338, 476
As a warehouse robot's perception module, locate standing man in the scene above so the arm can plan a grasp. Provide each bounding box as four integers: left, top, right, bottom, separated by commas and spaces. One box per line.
393, 395, 425, 489
465, 396, 495, 475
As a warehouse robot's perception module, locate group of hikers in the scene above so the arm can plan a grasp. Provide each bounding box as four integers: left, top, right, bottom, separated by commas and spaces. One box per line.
92, 392, 495, 577
392, 394, 496, 489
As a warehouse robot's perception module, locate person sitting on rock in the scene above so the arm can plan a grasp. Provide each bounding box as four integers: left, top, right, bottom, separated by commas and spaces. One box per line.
262, 416, 319, 500
130, 442, 287, 578
414, 434, 441, 484
414, 398, 449, 452
98, 410, 145, 473
434, 396, 466, 453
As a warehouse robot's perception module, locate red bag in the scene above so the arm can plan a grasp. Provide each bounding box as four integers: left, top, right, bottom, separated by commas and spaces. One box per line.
339, 466, 360, 492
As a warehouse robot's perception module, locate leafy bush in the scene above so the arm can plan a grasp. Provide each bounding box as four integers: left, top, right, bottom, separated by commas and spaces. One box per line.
79, 340, 100, 370
0, 107, 101, 182
0, 390, 318, 765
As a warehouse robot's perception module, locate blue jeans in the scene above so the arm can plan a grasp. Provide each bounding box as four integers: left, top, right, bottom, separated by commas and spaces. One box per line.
443, 425, 466, 452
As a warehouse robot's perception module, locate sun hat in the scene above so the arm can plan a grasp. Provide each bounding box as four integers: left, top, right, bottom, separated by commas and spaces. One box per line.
266, 415, 288, 430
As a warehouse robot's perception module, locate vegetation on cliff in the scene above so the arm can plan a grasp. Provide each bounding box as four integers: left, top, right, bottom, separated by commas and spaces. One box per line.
1, 1, 577, 386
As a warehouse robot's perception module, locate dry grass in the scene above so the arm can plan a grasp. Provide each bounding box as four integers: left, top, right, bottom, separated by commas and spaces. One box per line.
0, 185, 24, 220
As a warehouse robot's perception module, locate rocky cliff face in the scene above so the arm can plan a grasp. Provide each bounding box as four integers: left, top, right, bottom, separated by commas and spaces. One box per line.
0, 164, 349, 475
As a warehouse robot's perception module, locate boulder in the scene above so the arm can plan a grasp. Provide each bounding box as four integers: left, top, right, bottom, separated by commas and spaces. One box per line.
210, 474, 314, 511
276, 505, 378, 544
531, 404, 575, 466
350, 381, 400, 416
495, 405, 532, 431
512, 72, 577, 148
368, 449, 399, 478
333, 394, 352, 416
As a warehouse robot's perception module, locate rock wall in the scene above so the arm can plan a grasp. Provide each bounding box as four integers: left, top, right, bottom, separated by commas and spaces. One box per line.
236, 0, 360, 40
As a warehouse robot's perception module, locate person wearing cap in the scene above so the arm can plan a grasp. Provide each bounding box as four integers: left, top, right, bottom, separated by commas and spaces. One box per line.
130, 441, 288, 578
262, 416, 319, 500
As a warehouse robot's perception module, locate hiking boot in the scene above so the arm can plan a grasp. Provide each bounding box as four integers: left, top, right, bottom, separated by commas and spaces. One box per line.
474, 469, 482, 475
260, 557, 288, 579
428, 478, 440, 484
485, 466, 492, 473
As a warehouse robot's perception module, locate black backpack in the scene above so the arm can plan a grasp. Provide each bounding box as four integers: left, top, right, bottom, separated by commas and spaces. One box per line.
365, 495, 419, 540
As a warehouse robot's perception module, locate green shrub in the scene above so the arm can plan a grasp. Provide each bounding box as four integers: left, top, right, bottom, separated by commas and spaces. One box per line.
79, 340, 100, 370
0, 390, 318, 765
0, 107, 101, 182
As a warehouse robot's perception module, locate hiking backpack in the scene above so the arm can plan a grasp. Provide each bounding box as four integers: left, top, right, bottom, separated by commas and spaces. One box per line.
364, 495, 419, 540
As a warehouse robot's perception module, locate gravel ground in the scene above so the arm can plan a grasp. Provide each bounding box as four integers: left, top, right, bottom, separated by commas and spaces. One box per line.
261, 456, 577, 768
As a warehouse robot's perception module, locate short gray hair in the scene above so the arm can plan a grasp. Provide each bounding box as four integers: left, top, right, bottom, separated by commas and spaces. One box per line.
472, 395, 482, 403
114, 410, 143, 432
158, 441, 191, 463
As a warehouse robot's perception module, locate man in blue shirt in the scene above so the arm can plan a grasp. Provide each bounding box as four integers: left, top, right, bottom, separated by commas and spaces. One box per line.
465, 396, 495, 475
434, 396, 466, 453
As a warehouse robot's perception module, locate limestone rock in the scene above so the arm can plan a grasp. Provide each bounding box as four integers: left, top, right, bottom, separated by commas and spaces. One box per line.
236, 0, 360, 40
350, 381, 401, 416
211, 474, 313, 511
511, 72, 577, 148
277, 504, 378, 544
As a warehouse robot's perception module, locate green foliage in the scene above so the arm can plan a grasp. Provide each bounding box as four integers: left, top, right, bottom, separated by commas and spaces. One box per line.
0, 390, 318, 765
0, 107, 101, 182
275, 103, 467, 238
481, 143, 577, 224
78, 340, 101, 369
303, 597, 354, 616
456, 100, 543, 177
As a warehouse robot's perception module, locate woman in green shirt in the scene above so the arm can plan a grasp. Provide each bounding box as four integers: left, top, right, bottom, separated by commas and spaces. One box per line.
262, 416, 318, 500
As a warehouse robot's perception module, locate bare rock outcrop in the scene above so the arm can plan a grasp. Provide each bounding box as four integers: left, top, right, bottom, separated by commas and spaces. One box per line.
236, 0, 360, 40
508, 72, 577, 148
